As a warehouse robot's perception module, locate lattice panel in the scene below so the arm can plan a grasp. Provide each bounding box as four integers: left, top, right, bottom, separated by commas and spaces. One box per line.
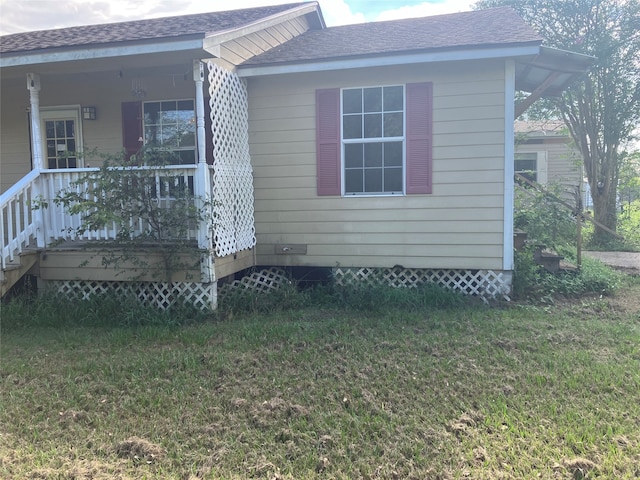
218, 267, 290, 303
334, 267, 511, 300
207, 62, 256, 257
49, 280, 217, 311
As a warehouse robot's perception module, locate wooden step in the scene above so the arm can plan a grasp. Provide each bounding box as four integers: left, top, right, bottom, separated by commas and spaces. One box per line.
1, 250, 40, 298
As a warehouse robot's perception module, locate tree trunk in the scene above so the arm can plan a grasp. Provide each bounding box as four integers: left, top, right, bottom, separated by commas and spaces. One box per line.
590, 179, 618, 246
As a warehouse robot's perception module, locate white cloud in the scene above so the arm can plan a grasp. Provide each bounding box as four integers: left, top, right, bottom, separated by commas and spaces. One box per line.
374, 0, 475, 21
0, 0, 472, 35
317, 0, 366, 26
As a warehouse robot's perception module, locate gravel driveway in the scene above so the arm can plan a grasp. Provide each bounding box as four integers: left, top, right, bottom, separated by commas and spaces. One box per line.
583, 251, 640, 271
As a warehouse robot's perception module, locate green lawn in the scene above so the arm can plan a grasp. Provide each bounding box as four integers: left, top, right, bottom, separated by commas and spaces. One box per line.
1, 282, 639, 479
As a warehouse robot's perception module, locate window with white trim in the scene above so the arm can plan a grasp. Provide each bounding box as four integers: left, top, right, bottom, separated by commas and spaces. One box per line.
342, 86, 404, 195
515, 152, 538, 182
143, 99, 196, 164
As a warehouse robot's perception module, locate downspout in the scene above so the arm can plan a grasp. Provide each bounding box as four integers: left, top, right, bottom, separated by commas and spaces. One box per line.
27, 73, 46, 248
193, 60, 216, 304
503, 60, 515, 273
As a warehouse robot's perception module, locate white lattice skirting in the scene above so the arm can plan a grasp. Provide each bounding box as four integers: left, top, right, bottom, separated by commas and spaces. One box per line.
218, 267, 290, 303
334, 267, 512, 300
48, 280, 217, 311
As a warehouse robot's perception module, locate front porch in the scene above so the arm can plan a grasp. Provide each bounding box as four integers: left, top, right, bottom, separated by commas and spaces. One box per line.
0, 163, 256, 308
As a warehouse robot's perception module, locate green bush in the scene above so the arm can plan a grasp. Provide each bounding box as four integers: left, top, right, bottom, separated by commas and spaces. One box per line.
514, 183, 578, 250
512, 247, 622, 301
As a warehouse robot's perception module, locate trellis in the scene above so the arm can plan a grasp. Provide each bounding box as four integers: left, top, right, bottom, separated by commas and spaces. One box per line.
208, 62, 256, 257
333, 267, 511, 300
49, 280, 217, 311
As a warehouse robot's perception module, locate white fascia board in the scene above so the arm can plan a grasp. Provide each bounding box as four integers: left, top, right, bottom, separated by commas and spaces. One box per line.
204, 3, 323, 50
0, 38, 205, 68
237, 44, 541, 77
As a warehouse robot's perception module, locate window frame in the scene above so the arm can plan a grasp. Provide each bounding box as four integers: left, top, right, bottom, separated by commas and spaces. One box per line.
142, 98, 197, 165
340, 85, 406, 197
515, 151, 548, 185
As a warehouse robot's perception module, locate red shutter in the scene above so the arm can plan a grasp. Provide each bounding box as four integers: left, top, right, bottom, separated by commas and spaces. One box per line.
316, 88, 341, 196
121, 101, 142, 163
405, 82, 433, 194
204, 97, 214, 165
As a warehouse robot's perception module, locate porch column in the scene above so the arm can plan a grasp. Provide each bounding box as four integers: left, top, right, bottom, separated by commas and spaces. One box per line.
193, 60, 215, 290
27, 73, 46, 248
27, 73, 43, 170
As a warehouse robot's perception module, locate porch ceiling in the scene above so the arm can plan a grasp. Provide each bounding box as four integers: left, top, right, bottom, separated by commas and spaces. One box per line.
514, 46, 595, 117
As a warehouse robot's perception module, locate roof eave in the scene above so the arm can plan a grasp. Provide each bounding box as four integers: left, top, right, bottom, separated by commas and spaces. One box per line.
0, 35, 207, 69
204, 1, 324, 49
236, 42, 542, 77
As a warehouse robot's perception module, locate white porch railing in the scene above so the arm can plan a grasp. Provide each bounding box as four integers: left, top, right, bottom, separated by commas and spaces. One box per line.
38, 166, 200, 243
1, 165, 214, 271
0, 169, 41, 269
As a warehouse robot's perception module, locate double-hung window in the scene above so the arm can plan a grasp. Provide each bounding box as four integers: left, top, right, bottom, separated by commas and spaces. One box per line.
316, 82, 432, 197
342, 86, 404, 195
143, 99, 196, 164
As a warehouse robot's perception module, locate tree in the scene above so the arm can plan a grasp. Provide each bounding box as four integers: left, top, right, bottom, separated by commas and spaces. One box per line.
475, 0, 640, 245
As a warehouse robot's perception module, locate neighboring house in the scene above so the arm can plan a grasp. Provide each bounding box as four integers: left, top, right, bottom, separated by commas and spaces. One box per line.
514, 120, 584, 204
0, 2, 593, 306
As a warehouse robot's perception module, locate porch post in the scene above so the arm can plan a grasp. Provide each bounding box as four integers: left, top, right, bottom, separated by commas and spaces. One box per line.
27, 73, 43, 170
27, 73, 46, 248
193, 60, 215, 294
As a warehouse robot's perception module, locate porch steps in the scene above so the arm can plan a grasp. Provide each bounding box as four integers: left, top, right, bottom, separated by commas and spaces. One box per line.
0, 249, 40, 298
514, 231, 576, 274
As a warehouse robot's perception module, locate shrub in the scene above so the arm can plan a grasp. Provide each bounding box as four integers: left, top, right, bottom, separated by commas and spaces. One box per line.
512, 247, 622, 301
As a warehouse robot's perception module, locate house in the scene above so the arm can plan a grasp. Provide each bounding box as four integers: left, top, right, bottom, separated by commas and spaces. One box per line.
514, 120, 584, 204
0, 2, 594, 307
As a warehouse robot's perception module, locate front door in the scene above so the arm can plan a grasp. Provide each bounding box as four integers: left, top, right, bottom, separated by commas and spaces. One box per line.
41, 108, 83, 169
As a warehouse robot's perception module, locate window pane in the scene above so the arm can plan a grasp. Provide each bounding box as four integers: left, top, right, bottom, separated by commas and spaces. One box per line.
343, 89, 362, 114
345, 144, 364, 168
343, 115, 362, 139
177, 151, 196, 164
364, 143, 382, 167
145, 126, 160, 146
345, 169, 363, 193
363, 87, 382, 112
177, 100, 194, 111
66, 121, 75, 138
68, 157, 77, 168
179, 130, 195, 147
364, 113, 382, 138
160, 125, 178, 147
384, 86, 403, 111
144, 103, 160, 124
515, 158, 536, 171
67, 139, 76, 152
364, 168, 383, 192
384, 142, 403, 166
46, 121, 55, 138
384, 167, 403, 192
161, 101, 176, 113
384, 112, 403, 137
55, 121, 65, 137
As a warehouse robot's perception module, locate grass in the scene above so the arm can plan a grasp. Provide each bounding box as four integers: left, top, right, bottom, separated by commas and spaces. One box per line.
2, 279, 640, 479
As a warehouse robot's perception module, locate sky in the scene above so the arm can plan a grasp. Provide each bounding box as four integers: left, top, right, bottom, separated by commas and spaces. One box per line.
0, 0, 476, 35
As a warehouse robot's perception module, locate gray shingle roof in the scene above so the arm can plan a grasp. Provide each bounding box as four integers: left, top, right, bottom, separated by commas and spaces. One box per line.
241, 7, 542, 67
0, 3, 309, 55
